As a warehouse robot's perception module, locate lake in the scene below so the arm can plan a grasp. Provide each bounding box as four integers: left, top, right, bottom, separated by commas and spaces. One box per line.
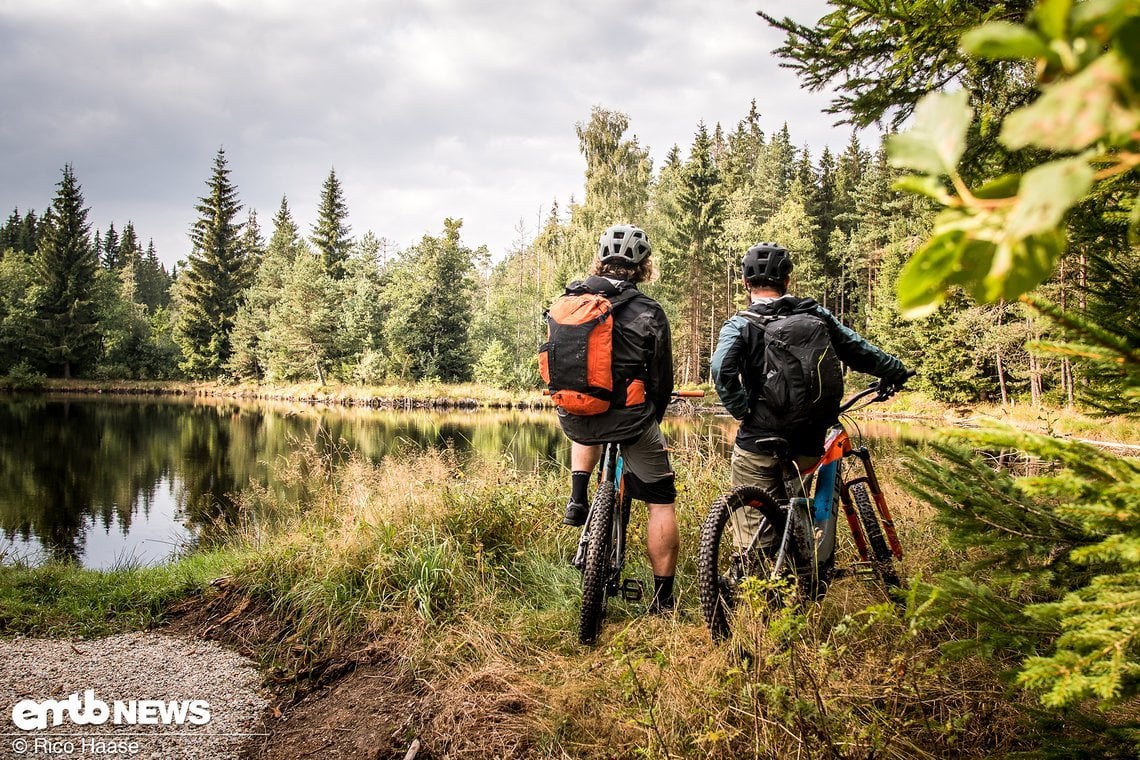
0, 394, 925, 568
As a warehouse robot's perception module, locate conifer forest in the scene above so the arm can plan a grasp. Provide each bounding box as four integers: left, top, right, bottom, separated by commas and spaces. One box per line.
0, 95, 1124, 409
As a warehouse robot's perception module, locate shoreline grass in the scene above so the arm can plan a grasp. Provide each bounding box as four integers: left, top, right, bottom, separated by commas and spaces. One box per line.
2, 418, 1135, 755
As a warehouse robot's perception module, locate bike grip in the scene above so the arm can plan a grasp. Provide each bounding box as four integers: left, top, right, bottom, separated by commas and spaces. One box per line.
672, 390, 706, 398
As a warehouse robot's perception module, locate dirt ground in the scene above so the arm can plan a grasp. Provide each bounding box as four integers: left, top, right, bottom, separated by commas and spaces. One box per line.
165, 585, 539, 760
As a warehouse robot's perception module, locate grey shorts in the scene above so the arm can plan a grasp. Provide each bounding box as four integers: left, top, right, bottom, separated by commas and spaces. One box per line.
619, 423, 676, 504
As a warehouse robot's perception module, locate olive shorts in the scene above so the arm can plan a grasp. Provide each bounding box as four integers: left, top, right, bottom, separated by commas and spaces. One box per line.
728, 445, 820, 550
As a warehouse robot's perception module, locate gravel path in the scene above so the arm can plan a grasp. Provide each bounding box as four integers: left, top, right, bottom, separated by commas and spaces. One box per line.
0, 632, 268, 760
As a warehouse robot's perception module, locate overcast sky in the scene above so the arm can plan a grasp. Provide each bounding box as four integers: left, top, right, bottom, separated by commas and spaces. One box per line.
0, 0, 871, 268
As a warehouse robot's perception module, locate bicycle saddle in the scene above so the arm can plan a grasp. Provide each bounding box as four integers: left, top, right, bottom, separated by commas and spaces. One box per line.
753, 436, 790, 456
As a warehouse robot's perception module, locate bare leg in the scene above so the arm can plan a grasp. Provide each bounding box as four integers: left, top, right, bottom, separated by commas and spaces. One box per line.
571, 442, 602, 472
645, 502, 679, 576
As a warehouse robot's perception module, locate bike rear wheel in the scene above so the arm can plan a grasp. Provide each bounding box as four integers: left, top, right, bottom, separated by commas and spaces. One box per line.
579, 479, 616, 645
850, 482, 901, 589
697, 486, 799, 642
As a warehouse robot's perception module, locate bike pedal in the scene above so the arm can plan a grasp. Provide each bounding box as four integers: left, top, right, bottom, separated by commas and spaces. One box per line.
621, 578, 644, 602
850, 561, 878, 580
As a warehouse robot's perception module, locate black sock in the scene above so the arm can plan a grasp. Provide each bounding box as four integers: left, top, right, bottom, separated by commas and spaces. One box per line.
571, 471, 591, 504
653, 575, 675, 605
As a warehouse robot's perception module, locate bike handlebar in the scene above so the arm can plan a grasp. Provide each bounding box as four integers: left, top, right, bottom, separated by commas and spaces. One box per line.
838, 369, 916, 414
542, 389, 706, 398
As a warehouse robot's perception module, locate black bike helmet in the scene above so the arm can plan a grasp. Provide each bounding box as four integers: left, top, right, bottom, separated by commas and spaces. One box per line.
598, 224, 652, 265
742, 242, 792, 285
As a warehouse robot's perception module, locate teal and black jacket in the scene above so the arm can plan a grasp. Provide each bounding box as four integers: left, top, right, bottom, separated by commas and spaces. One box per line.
711, 295, 907, 456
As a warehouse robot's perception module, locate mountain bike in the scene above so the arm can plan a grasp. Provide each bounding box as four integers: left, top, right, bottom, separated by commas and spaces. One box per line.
573, 390, 705, 645
697, 374, 912, 642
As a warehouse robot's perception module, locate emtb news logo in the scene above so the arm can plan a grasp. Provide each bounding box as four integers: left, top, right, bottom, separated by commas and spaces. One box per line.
11, 690, 210, 730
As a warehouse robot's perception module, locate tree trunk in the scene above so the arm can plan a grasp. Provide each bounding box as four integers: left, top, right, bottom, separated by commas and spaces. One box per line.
996, 349, 1009, 408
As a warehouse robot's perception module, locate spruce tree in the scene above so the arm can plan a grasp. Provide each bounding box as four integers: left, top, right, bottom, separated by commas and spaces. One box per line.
32, 165, 100, 378
102, 222, 120, 270
173, 147, 247, 378
382, 218, 477, 382
665, 123, 725, 384
310, 169, 352, 279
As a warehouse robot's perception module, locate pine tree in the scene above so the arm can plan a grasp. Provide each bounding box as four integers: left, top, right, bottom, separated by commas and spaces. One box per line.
663, 123, 725, 384
759, 1, 1035, 129
18, 210, 39, 257
32, 165, 100, 378
173, 147, 248, 378
310, 169, 352, 279
102, 222, 120, 270
382, 219, 478, 382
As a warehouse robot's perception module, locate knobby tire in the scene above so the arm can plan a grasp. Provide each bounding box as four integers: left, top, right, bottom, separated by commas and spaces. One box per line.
579, 479, 615, 645
697, 486, 789, 642
850, 482, 901, 589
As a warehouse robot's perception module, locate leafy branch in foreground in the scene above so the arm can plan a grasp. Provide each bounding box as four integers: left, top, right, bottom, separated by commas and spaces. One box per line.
886, 0, 1140, 712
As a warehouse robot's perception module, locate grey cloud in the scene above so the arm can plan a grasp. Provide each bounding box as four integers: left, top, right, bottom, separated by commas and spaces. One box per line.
1, 0, 857, 266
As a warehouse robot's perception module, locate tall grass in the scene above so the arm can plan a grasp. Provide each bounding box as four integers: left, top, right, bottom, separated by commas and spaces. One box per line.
211, 432, 1051, 758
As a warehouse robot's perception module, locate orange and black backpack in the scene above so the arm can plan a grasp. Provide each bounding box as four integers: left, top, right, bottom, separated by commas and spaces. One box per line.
538, 284, 641, 416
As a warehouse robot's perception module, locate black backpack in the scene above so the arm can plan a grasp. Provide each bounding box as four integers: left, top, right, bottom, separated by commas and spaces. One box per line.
738, 308, 844, 426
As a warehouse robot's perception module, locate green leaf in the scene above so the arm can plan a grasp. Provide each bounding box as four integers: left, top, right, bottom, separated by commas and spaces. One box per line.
1034, 0, 1073, 40
897, 226, 964, 319
1000, 53, 1135, 151
1006, 158, 1095, 238
973, 173, 1022, 200
977, 232, 1065, 302
887, 91, 973, 176
1072, 0, 1140, 41
962, 22, 1050, 60
892, 174, 952, 203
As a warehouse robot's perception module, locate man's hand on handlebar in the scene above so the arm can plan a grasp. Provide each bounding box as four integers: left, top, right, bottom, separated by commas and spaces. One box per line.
876, 369, 916, 400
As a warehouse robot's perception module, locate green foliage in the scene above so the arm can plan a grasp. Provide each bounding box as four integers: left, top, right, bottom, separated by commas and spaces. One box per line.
761, 1, 1035, 129
31, 165, 101, 378
310, 168, 353, 279
174, 147, 250, 379
382, 219, 480, 383
883, 0, 1140, 715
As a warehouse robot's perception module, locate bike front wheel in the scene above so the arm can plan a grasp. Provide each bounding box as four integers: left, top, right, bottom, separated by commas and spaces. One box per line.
579, 479, 616, 645
850, 482, 902, 590
697, 486, 795, 642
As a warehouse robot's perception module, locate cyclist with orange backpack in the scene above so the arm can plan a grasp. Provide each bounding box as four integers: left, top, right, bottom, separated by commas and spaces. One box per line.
539, 224, 678, 613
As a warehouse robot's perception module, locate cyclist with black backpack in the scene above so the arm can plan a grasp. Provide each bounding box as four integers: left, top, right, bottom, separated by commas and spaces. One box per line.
710, 242, 910, 550
539, 224, 679, 614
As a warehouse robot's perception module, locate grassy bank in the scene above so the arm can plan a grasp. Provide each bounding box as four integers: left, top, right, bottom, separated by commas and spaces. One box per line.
2, 413, 1135, 755
16, 378, 1140, 445
0, 437, 1058, 757
0, 550, 240, 637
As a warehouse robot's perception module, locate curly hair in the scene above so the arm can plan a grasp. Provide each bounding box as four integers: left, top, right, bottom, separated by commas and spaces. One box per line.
589, 256, 657, 284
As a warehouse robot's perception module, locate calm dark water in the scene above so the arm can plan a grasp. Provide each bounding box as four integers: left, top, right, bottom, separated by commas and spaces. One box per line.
0, 395, 926, 568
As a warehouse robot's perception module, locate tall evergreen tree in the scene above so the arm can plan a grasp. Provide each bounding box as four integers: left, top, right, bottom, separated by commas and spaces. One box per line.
32, 165, 100, 378
663, 123, 725, 384
102, 222, 120, 270
173, 147, 248, 378
567, 108, 653, 273
310, 168, 352, 279
382, 218, 478, 382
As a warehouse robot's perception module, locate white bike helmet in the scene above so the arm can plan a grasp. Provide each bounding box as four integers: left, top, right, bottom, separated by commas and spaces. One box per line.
597, 224, 652, 265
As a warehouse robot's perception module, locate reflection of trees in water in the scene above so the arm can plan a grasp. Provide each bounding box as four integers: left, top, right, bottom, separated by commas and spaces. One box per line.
0, 395, 929, 565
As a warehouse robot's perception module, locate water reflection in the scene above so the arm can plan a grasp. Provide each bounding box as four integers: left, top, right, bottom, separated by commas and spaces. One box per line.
0, 394, 922, 568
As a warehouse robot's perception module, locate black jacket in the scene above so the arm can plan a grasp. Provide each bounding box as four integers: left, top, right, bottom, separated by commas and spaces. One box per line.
555, 276, 674, 445
711, 295, 907, 456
